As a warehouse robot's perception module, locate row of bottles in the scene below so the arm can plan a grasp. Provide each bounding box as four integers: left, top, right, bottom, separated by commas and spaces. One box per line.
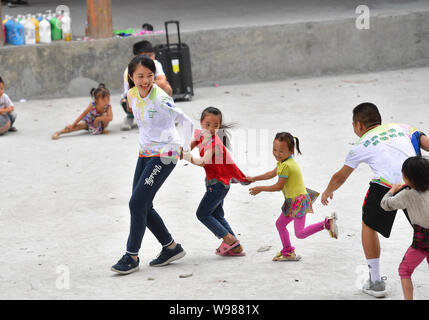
2, 10, 71, 46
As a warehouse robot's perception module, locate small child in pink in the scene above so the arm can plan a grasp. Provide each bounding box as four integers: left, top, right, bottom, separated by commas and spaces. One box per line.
247, 132, 338, 261
381, 156, 429, 300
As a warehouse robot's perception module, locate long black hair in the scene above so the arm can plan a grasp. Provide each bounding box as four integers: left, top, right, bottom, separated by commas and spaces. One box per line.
402, 156, 429, 192
200, 106, 235, 150
127, 55, 156, 89
274, 132, 302, 155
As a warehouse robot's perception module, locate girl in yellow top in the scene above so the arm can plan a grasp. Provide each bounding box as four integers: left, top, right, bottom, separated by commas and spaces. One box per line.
248, 132, 338, 261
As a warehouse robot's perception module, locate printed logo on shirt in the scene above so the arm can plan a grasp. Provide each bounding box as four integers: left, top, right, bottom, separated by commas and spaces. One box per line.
147, 108, 157, 119
362, 128, 406, 148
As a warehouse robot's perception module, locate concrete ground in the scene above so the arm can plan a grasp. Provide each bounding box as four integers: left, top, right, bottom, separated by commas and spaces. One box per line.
1, 66, 428, 300
2, 0, 429, 36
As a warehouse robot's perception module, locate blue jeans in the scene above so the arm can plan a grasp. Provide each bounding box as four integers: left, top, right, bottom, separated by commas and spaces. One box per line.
126, 156, 176, 255
196, 183, 235, 239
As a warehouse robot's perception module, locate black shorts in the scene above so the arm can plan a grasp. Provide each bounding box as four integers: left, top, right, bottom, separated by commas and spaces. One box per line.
362, 182, 411, 238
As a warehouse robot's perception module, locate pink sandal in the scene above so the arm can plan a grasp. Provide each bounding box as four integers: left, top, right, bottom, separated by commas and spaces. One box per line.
215, 241, 245, 256
223, 249, 246, 256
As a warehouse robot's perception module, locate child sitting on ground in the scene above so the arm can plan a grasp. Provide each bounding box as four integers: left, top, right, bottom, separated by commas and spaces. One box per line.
52, 83, 113, 140
0, 76, 18, 135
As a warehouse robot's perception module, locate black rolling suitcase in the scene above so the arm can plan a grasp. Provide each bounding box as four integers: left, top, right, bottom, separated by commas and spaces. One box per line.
155, 21, 194, 102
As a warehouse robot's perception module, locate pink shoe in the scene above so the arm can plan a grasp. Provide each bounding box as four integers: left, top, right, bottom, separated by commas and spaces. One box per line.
215, 241, 244, 256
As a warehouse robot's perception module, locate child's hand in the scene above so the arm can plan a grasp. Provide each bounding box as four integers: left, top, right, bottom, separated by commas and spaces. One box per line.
249, 186, 263, 196
246, 176, 256, 183
182, 151, 192, 163
321, 191, 333, 206
390, 184, 403, 194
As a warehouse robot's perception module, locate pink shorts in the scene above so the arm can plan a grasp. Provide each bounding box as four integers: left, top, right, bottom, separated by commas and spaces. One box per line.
398, 246, 429, 279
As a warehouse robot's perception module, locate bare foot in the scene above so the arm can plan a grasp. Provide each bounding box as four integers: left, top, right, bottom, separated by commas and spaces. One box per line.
52, 132, 60, 140
102, 129, 109, 135
231, 244, 243, 253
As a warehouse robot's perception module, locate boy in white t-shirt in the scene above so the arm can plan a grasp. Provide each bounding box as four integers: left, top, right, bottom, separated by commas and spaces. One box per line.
0, 77, 18, 135
120, 40, 172, 131
321, 102, 429, 298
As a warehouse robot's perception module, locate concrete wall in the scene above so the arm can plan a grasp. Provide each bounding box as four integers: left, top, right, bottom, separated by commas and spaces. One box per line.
1, 10, 429, 99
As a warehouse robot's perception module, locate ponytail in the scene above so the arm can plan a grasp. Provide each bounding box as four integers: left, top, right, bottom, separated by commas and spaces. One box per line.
90, 83, 110, 100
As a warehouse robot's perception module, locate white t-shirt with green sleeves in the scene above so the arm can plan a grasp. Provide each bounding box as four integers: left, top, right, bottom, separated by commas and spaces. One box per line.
127, 84, 193, 158
345, 123, 419, 187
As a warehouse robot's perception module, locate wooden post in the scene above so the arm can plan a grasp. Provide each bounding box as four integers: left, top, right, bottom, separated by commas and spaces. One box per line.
87, 0, 112, 39
0, 2, 3, 46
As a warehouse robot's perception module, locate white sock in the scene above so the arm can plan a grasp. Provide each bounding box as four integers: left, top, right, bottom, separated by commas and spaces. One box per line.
367, 258, 381, 283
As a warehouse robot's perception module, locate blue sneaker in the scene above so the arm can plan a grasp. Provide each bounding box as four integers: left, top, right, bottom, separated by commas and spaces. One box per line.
149, 243, 186, 267
111, 254, 139, 274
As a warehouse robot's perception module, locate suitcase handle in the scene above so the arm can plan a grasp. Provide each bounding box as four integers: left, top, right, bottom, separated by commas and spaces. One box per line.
164, 20, 181, 48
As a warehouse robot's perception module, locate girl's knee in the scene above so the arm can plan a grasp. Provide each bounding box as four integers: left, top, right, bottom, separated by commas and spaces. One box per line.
398, 263, 413, 279
276, 216, 287, 230
295, 230, 306, 239
129, 196, 148, 214
196, 209, 208, 222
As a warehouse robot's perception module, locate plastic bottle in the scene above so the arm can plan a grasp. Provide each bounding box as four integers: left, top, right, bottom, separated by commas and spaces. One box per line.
17, 14, 25, 25
24, 18, 36, 45
50, 12, 62, 40
30, 15, 40, 43
2, 15, 11, 25
6, 19, 25, 45
39, 15, 52, 44
61, 11, 72, 41
46, 10, 53, 20
2, 15, 10, 44
4, 17, 14, 44
36, 13, 43, 22
56, 10, 64, 22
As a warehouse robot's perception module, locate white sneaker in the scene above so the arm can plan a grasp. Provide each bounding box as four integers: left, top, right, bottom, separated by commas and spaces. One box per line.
362, 275, 388, 298
120, 116, 134, 131
326, 212, 338, 239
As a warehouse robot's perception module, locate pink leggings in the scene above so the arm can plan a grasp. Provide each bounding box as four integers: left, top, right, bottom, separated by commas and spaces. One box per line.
398, 247, 429, 279
276, 213, 327, 256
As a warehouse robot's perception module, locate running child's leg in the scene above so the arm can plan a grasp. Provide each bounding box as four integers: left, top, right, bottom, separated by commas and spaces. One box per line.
293, 214, 328, 239
398, 246, 427, 300
276, 214, 295, 256
211, 201, 244, 253
126, 157, 176, 256
211, 199, 235, 236
196, 184, 232, 239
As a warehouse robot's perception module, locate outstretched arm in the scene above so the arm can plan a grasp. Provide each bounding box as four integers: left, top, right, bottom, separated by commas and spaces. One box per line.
246, 168, 277, 182
321, 165, 354, 205
70, 103, 93, 128
183, 145, 217, 167
380, 185, 408, 211
249, 176, 287, 196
